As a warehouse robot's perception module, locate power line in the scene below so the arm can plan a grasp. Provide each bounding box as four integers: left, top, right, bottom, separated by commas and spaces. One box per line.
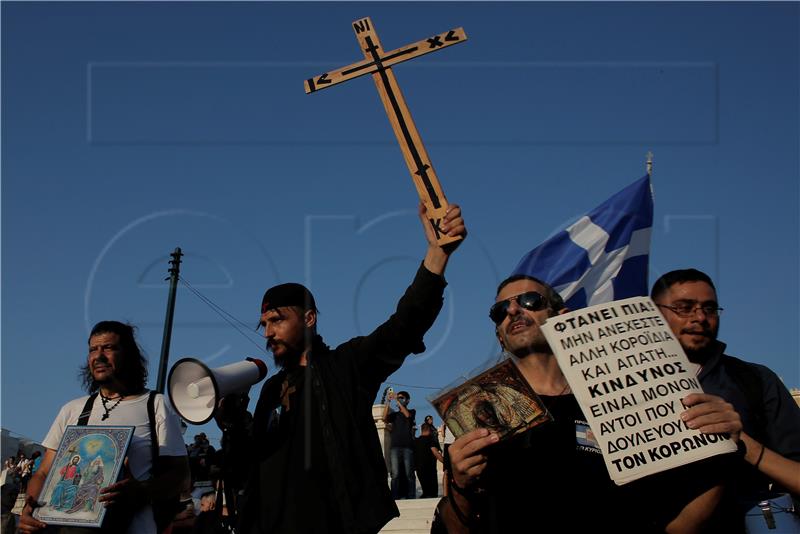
384, 381, 442, 391
178, 275, 268, 356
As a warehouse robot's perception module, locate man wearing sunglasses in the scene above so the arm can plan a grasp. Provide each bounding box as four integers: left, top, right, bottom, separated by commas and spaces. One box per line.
436, 274, 743, 533
652, 269, 800, 524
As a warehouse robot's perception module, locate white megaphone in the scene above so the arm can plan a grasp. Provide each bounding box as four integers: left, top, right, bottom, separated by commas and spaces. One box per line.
167, 357, 268, 424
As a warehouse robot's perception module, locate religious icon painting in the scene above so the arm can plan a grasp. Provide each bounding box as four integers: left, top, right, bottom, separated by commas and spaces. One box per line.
431, 357, 552, 440
33, 425, 134, 527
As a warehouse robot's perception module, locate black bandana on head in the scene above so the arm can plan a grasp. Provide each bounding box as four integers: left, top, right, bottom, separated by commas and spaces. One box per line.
261, 283, 318, 314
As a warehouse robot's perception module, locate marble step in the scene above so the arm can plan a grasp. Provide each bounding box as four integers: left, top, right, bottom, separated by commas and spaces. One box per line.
380, 497, 439, 533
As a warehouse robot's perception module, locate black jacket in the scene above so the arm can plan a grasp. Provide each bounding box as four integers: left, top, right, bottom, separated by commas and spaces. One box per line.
239, 263, 446, 534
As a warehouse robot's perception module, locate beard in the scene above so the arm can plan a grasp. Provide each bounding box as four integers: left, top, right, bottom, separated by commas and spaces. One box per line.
679, 327, 719, 365
682, 339, 716, 365
502, 317, 551, 357
93, 373, 113, 385
90, 357, 116, 385
269, 340, 303, 369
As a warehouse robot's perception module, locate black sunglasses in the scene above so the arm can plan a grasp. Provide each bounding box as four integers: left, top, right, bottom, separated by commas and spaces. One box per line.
489, 291, 548, 324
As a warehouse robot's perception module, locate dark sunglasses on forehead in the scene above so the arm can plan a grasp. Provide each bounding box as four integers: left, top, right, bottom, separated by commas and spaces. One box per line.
489, 291, 548, 324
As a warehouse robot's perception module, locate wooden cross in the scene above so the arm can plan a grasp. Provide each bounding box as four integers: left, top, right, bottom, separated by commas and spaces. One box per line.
280, 379, 296, 412
305, 17, 467, 246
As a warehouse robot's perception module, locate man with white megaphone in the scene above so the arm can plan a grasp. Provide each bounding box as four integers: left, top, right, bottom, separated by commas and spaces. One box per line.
219, 203, 467, 534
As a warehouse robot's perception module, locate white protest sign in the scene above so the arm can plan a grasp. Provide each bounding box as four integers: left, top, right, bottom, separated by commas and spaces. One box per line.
540, 296, 736, 485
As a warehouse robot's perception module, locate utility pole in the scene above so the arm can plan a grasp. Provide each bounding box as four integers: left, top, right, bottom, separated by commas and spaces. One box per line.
156, 247, 183, 393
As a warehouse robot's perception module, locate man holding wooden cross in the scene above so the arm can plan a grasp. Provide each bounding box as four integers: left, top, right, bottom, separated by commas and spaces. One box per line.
217, 16, 469, 534
217, 203, 466, 534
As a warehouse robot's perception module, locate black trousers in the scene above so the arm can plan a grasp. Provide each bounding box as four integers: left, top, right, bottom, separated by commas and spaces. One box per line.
416, 465, 438, 498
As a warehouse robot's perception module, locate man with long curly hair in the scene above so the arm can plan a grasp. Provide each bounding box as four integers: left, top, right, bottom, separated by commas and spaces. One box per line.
19, 321, 189, 534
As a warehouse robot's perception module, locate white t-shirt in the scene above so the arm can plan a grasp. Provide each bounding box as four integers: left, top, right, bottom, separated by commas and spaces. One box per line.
441, 424, 456, 445
42, 391, 187, 534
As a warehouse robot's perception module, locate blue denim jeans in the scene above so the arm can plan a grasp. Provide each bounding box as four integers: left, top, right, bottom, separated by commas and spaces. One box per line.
389, 447, 416, 499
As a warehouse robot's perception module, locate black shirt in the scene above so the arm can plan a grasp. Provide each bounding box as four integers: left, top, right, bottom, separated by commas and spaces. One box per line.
387, 409, 416, 449
482, 394, 632, 532
414, 433, 441, 472
258, 368, 340, 533
478, 394, 734, 533
237, 264, 448, 534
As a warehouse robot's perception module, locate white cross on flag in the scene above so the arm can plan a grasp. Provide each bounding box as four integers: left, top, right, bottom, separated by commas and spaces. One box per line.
511, 175, 653, 310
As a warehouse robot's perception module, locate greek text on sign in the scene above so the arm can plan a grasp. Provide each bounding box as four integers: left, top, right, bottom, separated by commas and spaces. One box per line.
540, 296, 736, 485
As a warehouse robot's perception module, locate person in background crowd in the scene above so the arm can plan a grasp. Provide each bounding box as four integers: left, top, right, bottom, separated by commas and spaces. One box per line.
414, 419, 444, 498
384, 390, 417, 500
188, 433, 217, 483
193, 491, 229, 534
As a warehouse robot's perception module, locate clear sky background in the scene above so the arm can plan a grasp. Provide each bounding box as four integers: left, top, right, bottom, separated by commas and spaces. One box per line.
3, 2, 798, 448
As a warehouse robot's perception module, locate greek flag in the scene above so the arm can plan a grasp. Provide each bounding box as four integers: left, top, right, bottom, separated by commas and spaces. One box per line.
512, 175, 653, 310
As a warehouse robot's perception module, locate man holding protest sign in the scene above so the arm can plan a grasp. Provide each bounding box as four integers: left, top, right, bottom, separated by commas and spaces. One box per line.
435, 274, 742, 533
652, 269, 800, 521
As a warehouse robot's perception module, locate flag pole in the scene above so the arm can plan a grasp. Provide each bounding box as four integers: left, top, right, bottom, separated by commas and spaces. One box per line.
646, 151, 654, 177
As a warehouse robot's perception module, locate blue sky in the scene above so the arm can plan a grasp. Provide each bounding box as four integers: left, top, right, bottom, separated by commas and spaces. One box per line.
3, 2, 798, 447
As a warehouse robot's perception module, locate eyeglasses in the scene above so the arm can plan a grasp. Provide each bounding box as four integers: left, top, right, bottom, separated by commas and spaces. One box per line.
489, 291, 548, 324
657, 302, 724, 318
